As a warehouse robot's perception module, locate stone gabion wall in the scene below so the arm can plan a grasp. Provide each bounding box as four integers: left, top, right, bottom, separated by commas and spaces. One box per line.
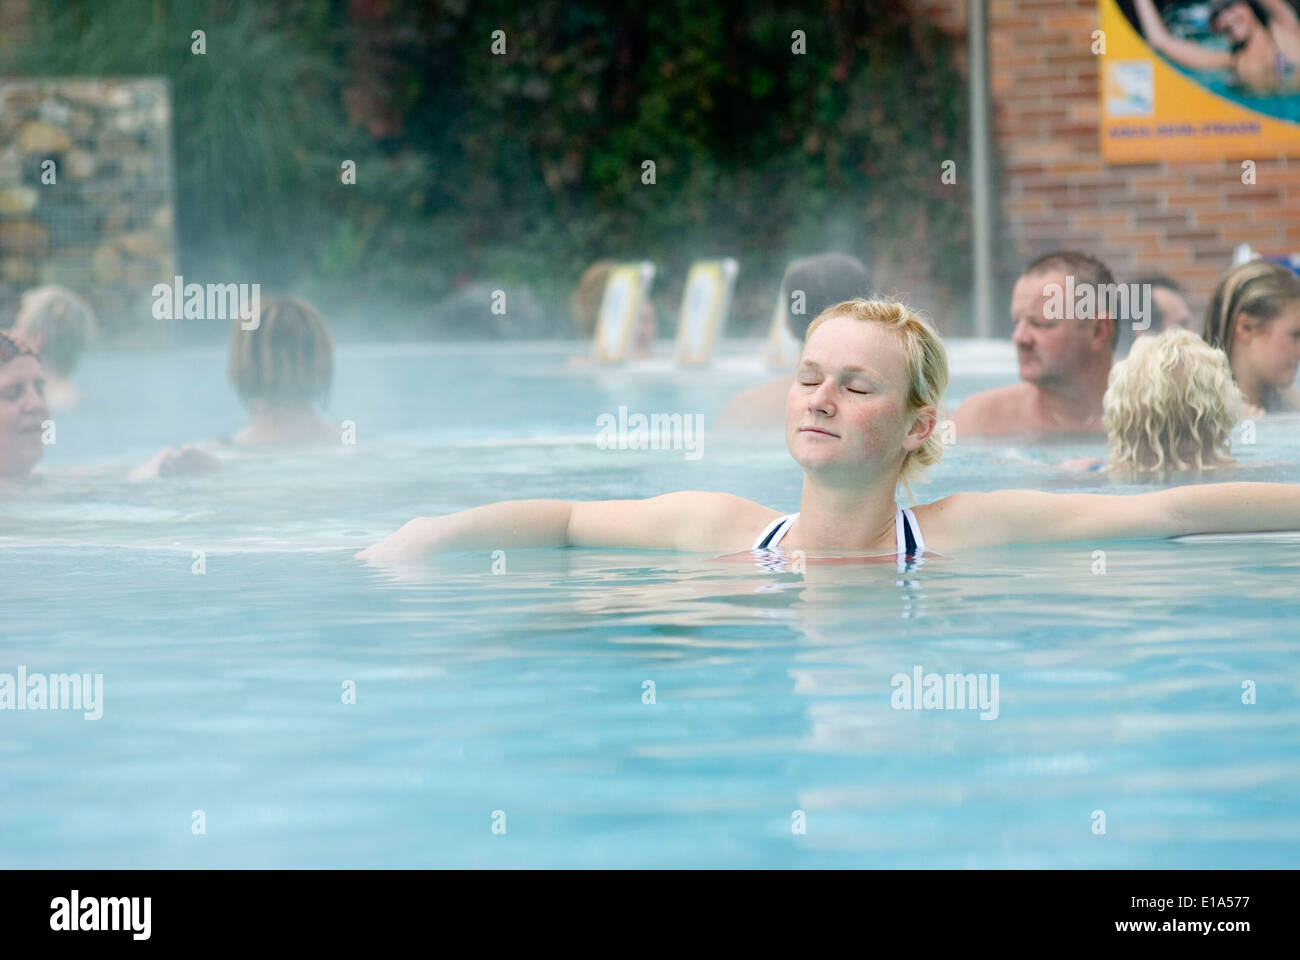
0, 77, 176, 342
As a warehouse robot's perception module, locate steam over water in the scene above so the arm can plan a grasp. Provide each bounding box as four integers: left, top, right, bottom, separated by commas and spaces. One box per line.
4, 342, 1300, 867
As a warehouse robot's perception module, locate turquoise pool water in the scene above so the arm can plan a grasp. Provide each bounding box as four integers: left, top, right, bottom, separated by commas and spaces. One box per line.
3, 342, 1299, 867
1171, 61, 1300, 124
1152, 7, 1300, 124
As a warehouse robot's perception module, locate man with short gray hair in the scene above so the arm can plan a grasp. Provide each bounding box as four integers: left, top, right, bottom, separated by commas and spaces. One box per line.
950, 251, 1116, 437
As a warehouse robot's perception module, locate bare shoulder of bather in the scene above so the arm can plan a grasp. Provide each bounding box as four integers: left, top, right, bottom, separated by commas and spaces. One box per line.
948, 383, 1037, 437
715, 375, 792, 430
357, 491, 782, 563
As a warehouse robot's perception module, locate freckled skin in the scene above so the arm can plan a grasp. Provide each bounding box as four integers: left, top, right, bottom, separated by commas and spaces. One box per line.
785, 317, 918, 488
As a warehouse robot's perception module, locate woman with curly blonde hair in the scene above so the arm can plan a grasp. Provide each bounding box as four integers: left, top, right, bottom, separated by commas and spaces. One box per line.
1102, 328, 1244, 473
363, 299, 1300, 565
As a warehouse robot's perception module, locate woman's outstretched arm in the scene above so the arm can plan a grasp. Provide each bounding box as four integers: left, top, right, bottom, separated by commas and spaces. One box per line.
1133, 0, 1234, 70
1260, 0, 1300, 63
1261, 0, 1300, 29
356, 491, 771, 562
930, 482, 1300, 550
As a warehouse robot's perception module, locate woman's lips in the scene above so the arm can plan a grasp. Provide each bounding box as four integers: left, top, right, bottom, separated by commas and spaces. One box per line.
800, 426, 839, 437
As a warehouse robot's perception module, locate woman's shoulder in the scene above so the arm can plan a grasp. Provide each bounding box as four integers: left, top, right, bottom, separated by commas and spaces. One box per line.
910, 489, 1058, 552
654, 490, 784, 551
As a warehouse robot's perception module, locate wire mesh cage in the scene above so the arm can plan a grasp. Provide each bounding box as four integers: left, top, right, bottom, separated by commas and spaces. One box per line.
0, 77, 177, 343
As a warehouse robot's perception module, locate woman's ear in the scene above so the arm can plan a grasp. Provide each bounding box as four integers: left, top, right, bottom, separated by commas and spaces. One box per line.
1233, 311, 1256, 342
904, 405, 937, 453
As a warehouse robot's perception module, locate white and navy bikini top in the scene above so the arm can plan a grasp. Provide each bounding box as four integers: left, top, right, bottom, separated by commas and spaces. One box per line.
752, 507, 926, 561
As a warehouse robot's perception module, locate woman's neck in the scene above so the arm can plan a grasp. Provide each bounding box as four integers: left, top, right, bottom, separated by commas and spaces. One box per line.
1232, 360, 1270, 411
238, 407, 333, 446
787, 474, 901, 551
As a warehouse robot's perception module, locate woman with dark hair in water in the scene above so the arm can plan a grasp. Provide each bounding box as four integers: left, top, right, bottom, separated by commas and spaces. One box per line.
0, 331, 49, 484
1133, 0, 1300, 93
715, 253, 871, 429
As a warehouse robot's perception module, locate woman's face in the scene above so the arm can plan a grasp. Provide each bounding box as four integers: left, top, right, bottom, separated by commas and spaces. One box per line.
1235, 301, 1300, 391
0, 355, 49, 478
786, 314, 932, 484
1214, 3, 1257, 44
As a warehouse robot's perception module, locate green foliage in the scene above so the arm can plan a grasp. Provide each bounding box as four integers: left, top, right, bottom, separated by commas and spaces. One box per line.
8, 0, 972, 336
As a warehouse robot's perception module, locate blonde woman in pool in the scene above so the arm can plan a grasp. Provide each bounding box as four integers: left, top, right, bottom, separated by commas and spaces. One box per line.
1133, 0, 1300, 94
7, 285, 96, 411
360, 299, 1300, 564
131, 297, 337, 480
1202, 258, 1300, 415
1063, 328, 1245, 474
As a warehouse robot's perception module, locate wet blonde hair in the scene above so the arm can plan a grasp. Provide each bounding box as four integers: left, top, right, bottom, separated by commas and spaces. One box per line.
227, 297, 333, 409
570, 260, 615, 339
1103, 327, 1242, 472
14, 286, 96, 375
804, 298, 948, 498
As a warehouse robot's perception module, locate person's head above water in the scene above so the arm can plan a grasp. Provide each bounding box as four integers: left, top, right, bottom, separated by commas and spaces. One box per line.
947, 251, 1116, 437
1012, 251, 1118, 386
570, 260, 616, 340
790, 298, 946, 499
1115, 274, 1191, 356
1141, 274, 1192, 331
0, 331, 48, 480
781, 253, 871, 341
1209, 0, 1270, 48
1203, 259, 1300, 411
1103, 327, 1242, 473
227, 296, 333, 413
11, 286, 95, 379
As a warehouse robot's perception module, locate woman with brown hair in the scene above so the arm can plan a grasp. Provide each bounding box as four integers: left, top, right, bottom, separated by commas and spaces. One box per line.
1202, 259, 1300, 415
224, 296, 335, 446
1133, 0, 1300, 94
0, 331, 49, 484
131, 297, 337, 479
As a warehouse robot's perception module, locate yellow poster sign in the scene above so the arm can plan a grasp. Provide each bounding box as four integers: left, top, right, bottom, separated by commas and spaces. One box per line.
1099, 0, 1300, 163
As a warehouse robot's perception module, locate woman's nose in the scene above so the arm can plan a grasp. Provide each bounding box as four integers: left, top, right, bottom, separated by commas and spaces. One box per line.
23, 386, 47, 414
808, 381, 836, 412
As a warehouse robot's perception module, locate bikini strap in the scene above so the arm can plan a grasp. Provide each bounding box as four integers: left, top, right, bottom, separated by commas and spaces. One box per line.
896, 507, 925, 558
754, 513, 797, 550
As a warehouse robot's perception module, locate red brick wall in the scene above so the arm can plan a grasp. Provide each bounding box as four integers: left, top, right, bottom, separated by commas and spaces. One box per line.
914, 0, 1300, 324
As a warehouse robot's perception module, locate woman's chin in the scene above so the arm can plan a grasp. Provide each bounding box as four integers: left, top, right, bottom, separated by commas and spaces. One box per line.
790, 446, 844, 471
